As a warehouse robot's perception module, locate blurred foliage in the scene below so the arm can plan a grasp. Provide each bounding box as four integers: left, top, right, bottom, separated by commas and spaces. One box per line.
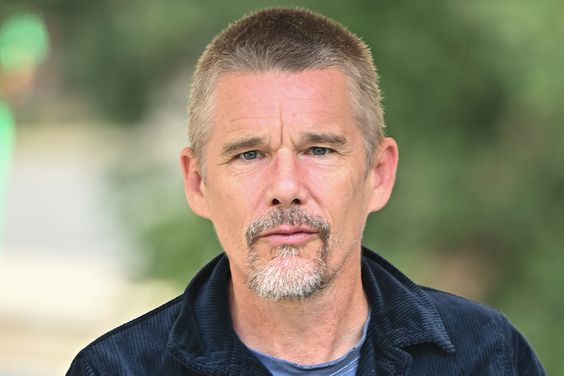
3, 0, 563, 373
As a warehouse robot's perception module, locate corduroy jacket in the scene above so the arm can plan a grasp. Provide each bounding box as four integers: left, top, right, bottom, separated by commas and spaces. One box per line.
67, 248, 546, 375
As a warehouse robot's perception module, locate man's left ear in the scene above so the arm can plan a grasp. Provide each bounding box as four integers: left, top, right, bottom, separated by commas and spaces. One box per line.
367, 137, 399, 213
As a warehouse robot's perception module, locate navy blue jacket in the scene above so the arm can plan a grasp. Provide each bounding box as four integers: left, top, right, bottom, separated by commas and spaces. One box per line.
67, 248, 545, 375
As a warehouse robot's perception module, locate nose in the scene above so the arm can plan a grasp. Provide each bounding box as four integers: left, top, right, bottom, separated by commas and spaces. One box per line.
266, 150, 307, 207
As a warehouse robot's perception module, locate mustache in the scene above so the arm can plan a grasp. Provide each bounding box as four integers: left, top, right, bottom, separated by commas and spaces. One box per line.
246, 207, 330, 247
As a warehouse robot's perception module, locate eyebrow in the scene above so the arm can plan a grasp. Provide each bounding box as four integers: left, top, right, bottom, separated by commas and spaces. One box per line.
300, 132, 347, 146
220, 132, 347, 157
221, 136, 265, 156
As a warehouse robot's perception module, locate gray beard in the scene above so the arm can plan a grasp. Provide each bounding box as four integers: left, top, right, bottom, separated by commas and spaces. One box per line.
245, 207, 332, 301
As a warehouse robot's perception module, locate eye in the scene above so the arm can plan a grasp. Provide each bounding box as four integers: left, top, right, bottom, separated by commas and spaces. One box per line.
309, 147, 331, 156
239, 150, 263, 160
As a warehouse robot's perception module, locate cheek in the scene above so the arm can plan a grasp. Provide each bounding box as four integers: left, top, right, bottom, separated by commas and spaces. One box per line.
309, 168, 370, 210
308, 170, 371, 243
206, 172, 256, 210
204, 175, 265, 245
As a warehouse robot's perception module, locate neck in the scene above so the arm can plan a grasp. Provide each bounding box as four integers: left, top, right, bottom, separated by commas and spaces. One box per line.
229, 253, 368, 365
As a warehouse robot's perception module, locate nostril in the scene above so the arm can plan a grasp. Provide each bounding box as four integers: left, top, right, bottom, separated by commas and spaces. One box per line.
271, 197, 301, 206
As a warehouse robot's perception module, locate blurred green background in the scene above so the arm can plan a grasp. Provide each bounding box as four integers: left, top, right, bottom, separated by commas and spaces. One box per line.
1, 0, 562, 374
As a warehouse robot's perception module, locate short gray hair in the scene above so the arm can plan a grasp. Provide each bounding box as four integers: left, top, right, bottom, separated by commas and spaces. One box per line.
188, 7, 385, 168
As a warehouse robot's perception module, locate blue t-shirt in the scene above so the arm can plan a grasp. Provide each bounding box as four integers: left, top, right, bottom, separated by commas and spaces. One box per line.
250, 312, 370, 376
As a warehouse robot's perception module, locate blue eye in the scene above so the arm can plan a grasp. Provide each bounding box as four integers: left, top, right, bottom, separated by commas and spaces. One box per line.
241, 150, 260, 160
310, 147, 329, 156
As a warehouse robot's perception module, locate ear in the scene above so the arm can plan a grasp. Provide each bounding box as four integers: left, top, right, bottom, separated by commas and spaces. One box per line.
367, 137, 399, 213
180, 147, 210, 219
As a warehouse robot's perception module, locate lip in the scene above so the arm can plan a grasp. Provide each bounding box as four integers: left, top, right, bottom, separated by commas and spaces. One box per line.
259, 225, 318, 246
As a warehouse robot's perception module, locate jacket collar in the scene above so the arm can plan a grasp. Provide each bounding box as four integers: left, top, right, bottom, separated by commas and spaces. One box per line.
360, 247, 454, 353
167, 248, 454, 374
166, 254, 269, 374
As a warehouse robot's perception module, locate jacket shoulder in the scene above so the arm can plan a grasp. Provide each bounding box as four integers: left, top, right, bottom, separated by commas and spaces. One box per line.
421, 287, 546, 375
67, 295, 186, 375
422, 286, 515, 351
90, 294, 183, 348
422, 286, 503, 323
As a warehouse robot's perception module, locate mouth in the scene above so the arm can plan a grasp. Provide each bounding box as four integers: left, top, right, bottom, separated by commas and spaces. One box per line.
258, 225, 318, 246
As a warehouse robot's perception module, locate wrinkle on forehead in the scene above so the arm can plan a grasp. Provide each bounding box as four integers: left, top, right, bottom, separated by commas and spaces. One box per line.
213, 69, 350, 116
227, 115, 279, 124
210, 69, 355, 150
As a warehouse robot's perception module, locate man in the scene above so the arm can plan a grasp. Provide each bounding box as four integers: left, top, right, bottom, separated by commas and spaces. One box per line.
67, 8, 545, 375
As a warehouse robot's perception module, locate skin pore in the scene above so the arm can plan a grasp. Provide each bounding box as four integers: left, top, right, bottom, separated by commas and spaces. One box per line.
181, 68, 398, 364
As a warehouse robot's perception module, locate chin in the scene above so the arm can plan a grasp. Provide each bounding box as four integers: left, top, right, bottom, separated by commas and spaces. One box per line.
246, 245, 332, 301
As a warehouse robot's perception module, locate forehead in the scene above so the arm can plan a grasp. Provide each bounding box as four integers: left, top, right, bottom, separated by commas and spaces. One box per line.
210, 68, 354, 132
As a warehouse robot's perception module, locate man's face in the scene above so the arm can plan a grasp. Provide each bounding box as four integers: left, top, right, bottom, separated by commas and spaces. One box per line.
182, 68, 395, 300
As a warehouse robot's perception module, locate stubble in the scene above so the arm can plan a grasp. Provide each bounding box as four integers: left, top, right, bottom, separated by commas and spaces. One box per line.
245, 207, 333, 301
